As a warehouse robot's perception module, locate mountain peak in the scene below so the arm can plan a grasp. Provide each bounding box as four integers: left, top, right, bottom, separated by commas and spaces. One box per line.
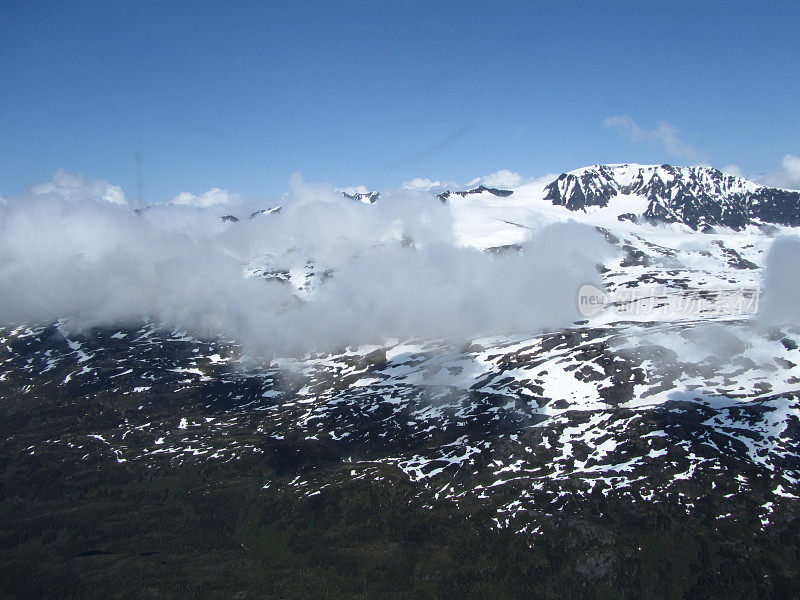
544, 163, 798, 230
437, 185, 514, 203
342, 191, 380, 204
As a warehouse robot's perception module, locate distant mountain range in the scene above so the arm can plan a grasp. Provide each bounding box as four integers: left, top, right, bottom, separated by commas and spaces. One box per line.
220, 163, 800, 233
541, 164, 800, 230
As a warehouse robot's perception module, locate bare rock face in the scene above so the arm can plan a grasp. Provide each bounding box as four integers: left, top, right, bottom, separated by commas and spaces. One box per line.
543, 163, 800, 230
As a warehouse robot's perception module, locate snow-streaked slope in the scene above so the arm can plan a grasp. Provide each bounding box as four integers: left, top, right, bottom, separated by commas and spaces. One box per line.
541, 163, 800, 230
4, 162, 800, 544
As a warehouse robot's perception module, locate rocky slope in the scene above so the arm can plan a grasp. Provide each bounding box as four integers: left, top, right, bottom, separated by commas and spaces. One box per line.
541, 164, 800, 230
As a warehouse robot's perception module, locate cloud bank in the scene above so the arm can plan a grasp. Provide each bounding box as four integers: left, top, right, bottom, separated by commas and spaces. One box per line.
0, 172, 610, 357
759, 236, 800, 325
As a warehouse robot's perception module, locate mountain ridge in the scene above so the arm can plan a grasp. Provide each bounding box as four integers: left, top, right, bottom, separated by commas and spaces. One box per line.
541, 163, 800, 230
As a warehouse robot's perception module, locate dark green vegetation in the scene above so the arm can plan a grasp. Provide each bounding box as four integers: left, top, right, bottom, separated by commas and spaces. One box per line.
3, 450, 800, 600
2, 398, 800, 599
1, 324, 800, 598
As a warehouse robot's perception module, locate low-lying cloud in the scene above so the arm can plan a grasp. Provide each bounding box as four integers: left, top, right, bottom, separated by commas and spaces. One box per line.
0, 172, 611, 357
759, 236, 800, 325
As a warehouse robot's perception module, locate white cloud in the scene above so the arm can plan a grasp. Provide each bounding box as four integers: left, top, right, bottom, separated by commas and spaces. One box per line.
29, 169, 128, 205
339, 185, 370, 195
403, 172, 539, 194
467, 170, 535, 189
0, 172, 610, 357
720, 164, 744, 178
604, 115, 700, 161
402, 178, 442, 191
468, 170, 527, 189
717, 155, 800, 190
759, 154, 800, 190
171, 187, 237, 208
759, 236, 800, 324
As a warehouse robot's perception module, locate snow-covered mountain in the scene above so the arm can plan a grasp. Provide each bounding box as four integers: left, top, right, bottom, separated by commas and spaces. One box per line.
4, 163, 800, 595
342, 190, 380, 204
437, 185, 513, 203
541, 163, 800, 230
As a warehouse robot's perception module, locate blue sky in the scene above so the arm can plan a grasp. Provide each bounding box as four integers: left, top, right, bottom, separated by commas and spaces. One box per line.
1, 1, 799, 203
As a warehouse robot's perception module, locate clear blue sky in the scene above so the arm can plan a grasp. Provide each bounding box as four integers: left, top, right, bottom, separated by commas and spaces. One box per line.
1, 0, 798, 202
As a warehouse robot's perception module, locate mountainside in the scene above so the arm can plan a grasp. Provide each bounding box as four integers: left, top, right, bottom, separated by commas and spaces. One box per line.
3, 164, 800, 598
542, 163, 800, 230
